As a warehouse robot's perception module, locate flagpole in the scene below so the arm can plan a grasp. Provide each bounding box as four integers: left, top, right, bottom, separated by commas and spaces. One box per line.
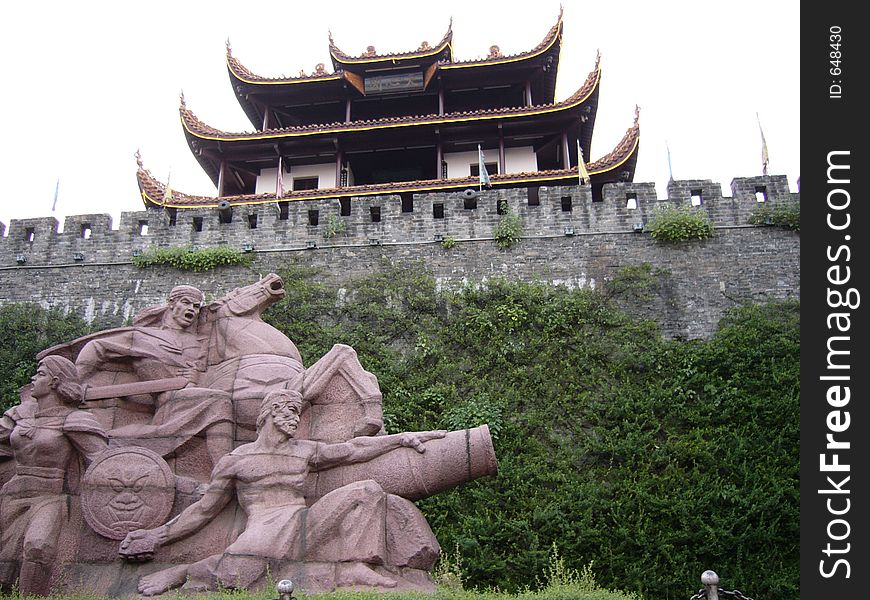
51, 178, 60, 212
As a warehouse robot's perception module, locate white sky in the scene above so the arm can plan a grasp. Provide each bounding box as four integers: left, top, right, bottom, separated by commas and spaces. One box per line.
0, 0, 799, 232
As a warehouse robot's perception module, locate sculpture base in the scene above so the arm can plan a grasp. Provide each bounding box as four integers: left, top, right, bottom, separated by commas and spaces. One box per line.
50, 561, 436, 596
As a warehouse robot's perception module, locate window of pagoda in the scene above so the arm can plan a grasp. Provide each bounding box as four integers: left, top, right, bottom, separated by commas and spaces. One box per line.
346, 148, 438, 186
293, 177, 319, 191
350, 93, 440, 122
443, 84, 526, 114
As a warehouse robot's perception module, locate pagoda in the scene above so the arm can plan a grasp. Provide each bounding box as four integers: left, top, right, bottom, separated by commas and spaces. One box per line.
136, 9, 639, 209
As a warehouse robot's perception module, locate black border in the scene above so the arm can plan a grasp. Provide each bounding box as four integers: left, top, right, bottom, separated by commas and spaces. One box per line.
801, 5, 867, 597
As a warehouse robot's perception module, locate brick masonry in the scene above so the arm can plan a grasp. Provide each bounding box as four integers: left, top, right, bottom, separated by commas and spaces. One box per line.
0, 175, 799, 339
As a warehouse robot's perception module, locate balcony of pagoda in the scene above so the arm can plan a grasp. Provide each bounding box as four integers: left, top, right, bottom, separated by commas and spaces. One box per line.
183, 96, 598, 196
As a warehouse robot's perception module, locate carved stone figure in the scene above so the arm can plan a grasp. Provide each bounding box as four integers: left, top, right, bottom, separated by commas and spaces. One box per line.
120, 390, 447, 594
74, 284, 235, 467
0, 274, 498, 596
0, 356, 108, 596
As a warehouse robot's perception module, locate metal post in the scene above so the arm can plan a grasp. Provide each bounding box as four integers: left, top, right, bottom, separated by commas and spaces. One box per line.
276, 579, 294, 600
702, 570, 719, 600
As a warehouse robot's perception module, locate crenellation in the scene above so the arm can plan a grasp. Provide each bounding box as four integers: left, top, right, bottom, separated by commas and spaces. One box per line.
665, 179, 725, 206
0, 175, 799, 338
3, 216, 61, 266
730, 175, 792, 202
0, 176, 800, 267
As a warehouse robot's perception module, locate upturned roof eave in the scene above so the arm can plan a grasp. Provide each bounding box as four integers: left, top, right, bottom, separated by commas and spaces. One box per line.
328, 23, 454, 68
181, 61, 600, 147
141, 110, 636, 210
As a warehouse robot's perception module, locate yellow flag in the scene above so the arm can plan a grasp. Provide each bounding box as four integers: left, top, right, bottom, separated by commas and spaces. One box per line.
757, 113, 769, 176
577, 140, 591, 185
164, 174, 173, 206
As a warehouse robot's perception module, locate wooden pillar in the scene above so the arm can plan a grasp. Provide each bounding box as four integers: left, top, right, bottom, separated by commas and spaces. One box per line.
335, 147, 344, 187
436, 142, 443, 179
217, 159, 227, 196
345, 99, 352, 123
525, 81, 532, 106
561, 131, 570, 169
262, 108, 271, 130
498, 127, 506, 175
438, 89, 445, 115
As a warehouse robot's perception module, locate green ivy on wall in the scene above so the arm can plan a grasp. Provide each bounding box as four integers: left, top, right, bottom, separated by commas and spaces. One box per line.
646, 205, 714, 242
131, 245, 253, 271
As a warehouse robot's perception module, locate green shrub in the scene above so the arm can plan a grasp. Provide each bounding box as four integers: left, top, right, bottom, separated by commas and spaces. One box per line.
441, 236, 457, 250
748, 202, 800, 232
131, 245, 252, 271
0, 304, 92, 412
493, 201, 523, 249
324, 214, 348, 239
646, 205, 713, 242
260, 266, 798, 599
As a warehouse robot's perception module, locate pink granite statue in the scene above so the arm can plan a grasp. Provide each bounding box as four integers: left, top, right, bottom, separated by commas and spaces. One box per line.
0, 274, 499, 596
74, 284, 235, 467
0, 356, 108, 596
119, 389, 447, 594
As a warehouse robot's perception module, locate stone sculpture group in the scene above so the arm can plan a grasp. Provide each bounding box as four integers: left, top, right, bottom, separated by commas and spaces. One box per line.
0, 274, 498, 596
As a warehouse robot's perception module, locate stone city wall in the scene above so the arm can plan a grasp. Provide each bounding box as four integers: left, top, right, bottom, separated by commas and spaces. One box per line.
0, 175, 799, 339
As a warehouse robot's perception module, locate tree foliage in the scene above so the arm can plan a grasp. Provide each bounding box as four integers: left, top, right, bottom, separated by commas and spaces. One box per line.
263, 265, 799, 599
0, 304, 93, 412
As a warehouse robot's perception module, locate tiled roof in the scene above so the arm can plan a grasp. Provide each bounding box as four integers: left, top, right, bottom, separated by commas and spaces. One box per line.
328, 21, 453, 64
183, 55, 600, 142
139, 108, 638, 210
226, 10, 561, 85
441, 8, 562, 68
588, 106, 640, 172
226, 40, 342, 84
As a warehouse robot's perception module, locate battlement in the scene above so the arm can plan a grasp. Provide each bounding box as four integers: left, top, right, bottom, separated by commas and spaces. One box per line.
0, 175, 798, 267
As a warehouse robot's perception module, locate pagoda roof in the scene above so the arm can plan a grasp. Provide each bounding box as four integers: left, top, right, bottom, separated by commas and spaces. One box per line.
227, 11, 564, 128
138, 106, 638, 210
440, 9, 562, 70
328, 21, 454, 68
189, 53, 597, 142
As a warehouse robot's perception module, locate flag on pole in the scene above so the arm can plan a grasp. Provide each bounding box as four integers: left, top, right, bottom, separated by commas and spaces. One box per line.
477, 145, 491, 190
51, 178, 60, 212
577, 140, 591, 185
666, 141, 674, 181
276, 156, 285, 198
757, 112, 769, 176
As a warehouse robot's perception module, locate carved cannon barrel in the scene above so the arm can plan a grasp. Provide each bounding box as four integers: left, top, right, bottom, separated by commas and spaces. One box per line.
307, 425, 498, 502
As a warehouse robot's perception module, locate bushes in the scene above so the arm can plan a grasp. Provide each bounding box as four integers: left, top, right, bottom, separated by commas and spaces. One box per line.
131, 245, 252, 271
261, 266, 798, 599
646, 205, 713, 242
748, 202, 800, 231
493, 201, 523, 249
0, 304, 92, 412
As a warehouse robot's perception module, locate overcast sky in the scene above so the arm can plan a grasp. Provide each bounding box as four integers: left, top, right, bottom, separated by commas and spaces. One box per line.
0, 1, 799, 232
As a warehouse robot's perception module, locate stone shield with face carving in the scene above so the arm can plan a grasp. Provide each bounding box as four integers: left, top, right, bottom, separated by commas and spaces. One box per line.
81, 447, 176, 540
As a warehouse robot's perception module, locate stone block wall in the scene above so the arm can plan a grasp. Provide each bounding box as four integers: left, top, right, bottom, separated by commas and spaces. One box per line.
0, 175, 799, 339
